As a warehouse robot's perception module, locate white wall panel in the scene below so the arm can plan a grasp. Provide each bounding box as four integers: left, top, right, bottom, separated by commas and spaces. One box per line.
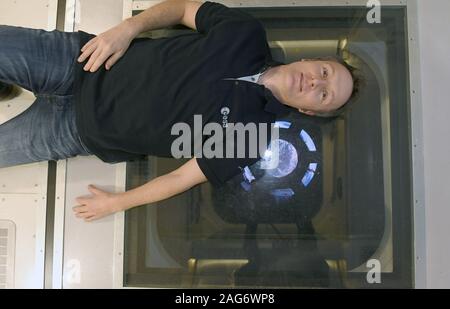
417, 0, 450, 289
75, 0, 124, 33
62, 157, 124, 288
0, 0, 57, 30
0, 163, 49, 288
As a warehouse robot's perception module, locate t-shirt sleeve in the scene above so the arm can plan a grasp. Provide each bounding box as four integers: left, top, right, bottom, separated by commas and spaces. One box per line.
195, 1, 258, 34
196, 156, 260, 188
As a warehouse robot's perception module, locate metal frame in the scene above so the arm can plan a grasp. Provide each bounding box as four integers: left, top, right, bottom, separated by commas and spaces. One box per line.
112, 165, 127, 289
34, 165, 49, 289
51, 161, 67, 288
50, 0, 77, 289
131, 0, 411, 10
64, 0, 77, 32
36, 0, 59, 290
114, 0, 425, 289
404, 0, 426, 289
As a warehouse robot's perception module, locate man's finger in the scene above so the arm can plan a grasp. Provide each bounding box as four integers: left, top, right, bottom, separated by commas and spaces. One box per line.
105, 52, 123, 70
78, 42, 98, 63
83, 48, 102, 71
77, 212, 94, 219
81, 37, 97, 52
85, 215, 97, 222
79, 39, 98, 61
73, 205, 89, 213
90, 50, 112, 72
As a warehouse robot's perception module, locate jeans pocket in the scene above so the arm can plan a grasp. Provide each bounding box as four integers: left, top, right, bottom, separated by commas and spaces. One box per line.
35, 94, 64, 111
50, 94, 74, 112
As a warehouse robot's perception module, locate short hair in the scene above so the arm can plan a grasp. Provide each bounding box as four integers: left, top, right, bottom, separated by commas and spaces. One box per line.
302, 56, 365, 118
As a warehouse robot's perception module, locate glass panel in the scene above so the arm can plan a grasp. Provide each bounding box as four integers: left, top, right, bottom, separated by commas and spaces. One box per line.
124, 6, 412, 288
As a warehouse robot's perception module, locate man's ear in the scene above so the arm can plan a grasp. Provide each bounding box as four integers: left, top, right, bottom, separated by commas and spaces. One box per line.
298, 108, 315, 116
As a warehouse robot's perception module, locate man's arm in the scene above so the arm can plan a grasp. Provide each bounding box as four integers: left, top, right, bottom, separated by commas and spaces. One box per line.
125, 0, 203, 35
73, 157, 207, 221
78, 0, 204, 72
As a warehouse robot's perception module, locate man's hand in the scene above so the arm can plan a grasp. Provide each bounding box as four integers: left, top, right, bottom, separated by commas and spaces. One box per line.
77, 22, 137, 72
73, 184, 122, 222
77, 0, 203, 72
72, 158, 207, 222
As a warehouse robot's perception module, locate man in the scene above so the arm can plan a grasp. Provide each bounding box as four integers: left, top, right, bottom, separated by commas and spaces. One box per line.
0, 0, 356, 221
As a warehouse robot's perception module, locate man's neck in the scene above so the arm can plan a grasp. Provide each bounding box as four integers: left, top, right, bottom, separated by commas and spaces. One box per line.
257, 65, 285, 104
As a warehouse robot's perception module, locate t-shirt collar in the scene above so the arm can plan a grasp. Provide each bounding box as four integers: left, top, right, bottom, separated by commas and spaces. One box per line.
263, 87, 292, 115
259, 59, 293, 116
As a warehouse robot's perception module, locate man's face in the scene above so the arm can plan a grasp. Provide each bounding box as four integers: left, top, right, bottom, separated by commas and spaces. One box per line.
275, 60, 354, 116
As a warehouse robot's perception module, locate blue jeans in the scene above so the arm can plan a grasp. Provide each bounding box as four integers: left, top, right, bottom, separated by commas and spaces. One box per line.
0, 25, 93, 169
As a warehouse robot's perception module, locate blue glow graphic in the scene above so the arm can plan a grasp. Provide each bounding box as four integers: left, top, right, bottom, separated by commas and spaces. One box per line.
274, 121, 292, 129
242, 166, 255, 183
301, 171, 315, 187
240, 181, 252, 192
301, 163, 318, 187
270, 188, 295, 202
300, 130, 317, 152
308, 163, 318, 172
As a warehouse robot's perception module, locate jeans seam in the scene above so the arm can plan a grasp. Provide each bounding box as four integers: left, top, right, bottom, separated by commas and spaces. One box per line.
77, 134, 93, 155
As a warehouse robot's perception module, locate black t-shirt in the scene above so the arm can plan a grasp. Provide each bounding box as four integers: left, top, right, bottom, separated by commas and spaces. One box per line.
74, 1, 292, 187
